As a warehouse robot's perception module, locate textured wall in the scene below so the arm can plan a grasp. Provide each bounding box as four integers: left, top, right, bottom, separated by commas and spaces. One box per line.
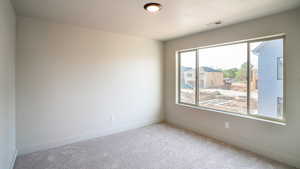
16, 17, 163, 155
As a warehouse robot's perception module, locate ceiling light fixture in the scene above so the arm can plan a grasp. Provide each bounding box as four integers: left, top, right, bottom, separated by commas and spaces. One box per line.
144, 2, 162, 13
214, 21, 222, 25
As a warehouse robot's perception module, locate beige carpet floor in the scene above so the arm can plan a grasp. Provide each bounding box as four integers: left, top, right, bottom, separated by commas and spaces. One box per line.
14, 123, 296, 169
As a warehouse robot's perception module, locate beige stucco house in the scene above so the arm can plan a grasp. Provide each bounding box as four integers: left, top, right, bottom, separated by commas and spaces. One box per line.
182, 66, 224, 89
199, 67, 224, 88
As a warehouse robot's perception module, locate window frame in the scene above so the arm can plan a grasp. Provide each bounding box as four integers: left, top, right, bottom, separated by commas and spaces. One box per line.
176, 34, 286, 124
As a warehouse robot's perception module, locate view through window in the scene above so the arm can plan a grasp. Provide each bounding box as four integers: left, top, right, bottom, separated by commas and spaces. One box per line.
179, 50, 196, 104
178, 37, 284, 120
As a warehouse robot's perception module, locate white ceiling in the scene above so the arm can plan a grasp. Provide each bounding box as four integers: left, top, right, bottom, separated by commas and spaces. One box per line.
12, 0, 300, 41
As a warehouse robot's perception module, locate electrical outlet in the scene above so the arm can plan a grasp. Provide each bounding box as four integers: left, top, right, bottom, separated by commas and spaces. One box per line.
225, 122, 230, 129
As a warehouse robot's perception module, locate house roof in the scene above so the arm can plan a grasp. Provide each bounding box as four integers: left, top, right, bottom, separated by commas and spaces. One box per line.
182, 66, 221, 72
252, 42, 266, 55
181, 67, 193, 72
201, 66, 222, 72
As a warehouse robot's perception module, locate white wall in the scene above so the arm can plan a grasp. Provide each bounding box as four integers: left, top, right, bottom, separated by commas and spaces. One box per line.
16, 17, 163, 155
0, 0, 16, 169
164, 8, 300, 168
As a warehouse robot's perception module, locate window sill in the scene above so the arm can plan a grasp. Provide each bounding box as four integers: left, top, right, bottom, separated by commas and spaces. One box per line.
176, 103, 287, 126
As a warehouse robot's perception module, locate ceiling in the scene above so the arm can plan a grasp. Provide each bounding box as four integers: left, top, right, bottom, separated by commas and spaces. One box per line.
12, 0, 300, 41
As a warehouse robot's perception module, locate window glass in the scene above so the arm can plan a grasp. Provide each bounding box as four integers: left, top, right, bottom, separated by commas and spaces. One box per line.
179, 51, 196, 104
277, 97, 283, 118
277, 57, 283, 80
250, 39, 284, 119
197, 43, 248, 114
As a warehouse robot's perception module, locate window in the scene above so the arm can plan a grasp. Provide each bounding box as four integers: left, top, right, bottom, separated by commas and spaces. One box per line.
177, 36, 284, 121
179, 50, 197, 105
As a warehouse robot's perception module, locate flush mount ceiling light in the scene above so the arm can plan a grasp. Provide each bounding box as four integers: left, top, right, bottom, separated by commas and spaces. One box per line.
206, 20, 222, 27
214, 21, 222, 25
144, 2, 162, 13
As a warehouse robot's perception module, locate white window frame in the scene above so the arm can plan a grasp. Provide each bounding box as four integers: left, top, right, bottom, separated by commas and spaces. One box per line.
176, 34, 286, 124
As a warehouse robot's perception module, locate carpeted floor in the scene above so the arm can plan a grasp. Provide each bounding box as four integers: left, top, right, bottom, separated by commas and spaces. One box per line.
14, 123, 296, 169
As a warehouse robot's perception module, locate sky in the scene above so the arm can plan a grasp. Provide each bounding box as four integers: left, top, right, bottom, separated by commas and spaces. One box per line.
181, 42, 261, 70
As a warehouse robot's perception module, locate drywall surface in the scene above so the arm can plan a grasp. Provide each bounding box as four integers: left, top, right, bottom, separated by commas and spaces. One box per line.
0, 0, 16, 169
164, 8, 300, 168
16, 17, 163, 155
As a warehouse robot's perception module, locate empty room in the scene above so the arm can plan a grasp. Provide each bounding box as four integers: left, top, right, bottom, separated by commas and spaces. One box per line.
1, 0, 300, 169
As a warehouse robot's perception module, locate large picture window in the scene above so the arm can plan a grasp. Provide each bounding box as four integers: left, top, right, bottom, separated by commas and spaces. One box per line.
177, 36, 284, 121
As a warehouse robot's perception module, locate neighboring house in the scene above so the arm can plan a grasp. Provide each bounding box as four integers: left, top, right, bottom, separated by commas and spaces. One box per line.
199, 66, 224, 89
250, 69, 258, 90
252, 39, 283, 118
181, 66, 224, 89
182, 67, 196, 88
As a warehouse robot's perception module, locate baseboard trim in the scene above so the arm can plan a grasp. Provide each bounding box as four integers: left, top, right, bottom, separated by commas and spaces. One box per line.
9, 149, 18, 169
19, 116, 163, 155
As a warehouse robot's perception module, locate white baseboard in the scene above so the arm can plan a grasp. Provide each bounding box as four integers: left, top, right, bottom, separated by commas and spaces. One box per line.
19, 116, 163, 155
9, 149, 18, 169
